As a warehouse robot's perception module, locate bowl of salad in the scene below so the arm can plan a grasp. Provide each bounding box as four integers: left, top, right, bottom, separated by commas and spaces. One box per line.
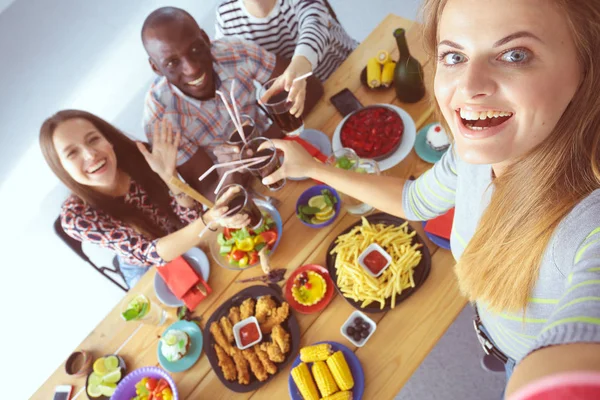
209, 199, 283, 270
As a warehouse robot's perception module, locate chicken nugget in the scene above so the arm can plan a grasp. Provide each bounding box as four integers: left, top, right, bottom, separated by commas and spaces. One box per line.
259, 302, 290, 334
255, 295, 277, 324
219, 316, 235, 343
254, 344, 277, 375
214, 344, 236, 381
240, 298, 256, 320
229, 306, 241, 324
231, 348, 250, 385
271, 324, 291, 354
242, 348, 268, 382
260, 341, 285, 363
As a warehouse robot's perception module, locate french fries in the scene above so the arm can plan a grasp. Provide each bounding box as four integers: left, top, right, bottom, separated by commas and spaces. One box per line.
330, 217, 422, 309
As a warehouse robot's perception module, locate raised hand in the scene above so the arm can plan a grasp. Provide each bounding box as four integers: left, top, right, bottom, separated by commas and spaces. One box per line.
136, 119, 181, 182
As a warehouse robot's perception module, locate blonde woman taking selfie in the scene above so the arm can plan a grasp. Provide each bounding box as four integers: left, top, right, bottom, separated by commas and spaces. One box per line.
262, 0, 600, 396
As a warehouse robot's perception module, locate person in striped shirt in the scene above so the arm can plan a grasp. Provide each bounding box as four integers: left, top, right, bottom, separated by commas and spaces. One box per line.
261, 0, 600, 396
215, 0, 358, 90
141, 7, 311, 199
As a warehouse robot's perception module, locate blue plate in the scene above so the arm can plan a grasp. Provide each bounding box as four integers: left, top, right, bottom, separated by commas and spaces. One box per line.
415, 122, 449, 164
422, 220, 451, 250
288, 341, 365, 400
154, 247, 211, 307
289, 129, 332, 181
157, 320, 203, 373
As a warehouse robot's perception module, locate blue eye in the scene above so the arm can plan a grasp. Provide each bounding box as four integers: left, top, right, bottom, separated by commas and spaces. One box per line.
500, 49, 529, 63
440, 52, 466, 65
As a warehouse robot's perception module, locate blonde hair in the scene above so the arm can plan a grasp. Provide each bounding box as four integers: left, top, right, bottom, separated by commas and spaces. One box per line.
420, 0, 600, 312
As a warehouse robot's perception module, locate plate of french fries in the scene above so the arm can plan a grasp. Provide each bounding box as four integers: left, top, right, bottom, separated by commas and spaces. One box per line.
203, 285, 301, 392
326, 214, 432, 312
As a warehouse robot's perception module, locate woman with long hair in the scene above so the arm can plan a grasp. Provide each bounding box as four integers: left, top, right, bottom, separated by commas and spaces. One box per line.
41, 110, 248, 288
262, 0, 600, 395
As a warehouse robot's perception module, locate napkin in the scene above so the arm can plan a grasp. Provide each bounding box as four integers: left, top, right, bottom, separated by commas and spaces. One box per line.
425, 208, 455, 240
156, 256, 212, 310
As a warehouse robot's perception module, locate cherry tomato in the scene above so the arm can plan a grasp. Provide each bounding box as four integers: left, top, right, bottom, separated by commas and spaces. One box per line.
224, 227, 233, 240
145, 377, 158, 391
248, 251, 259, 265
231, 249, 246, 261
260, 230, 278, 246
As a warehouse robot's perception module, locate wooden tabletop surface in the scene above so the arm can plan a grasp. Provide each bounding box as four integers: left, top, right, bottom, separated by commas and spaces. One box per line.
34, 14, 466, 400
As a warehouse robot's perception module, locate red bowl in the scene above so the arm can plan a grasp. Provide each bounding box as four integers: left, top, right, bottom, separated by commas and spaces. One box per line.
285, 265, 335, 314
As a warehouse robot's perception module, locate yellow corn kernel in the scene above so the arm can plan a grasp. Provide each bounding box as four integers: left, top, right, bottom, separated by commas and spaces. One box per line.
322, 391, 354, 400
311, 361, 339, 397
366, 57, 381, 88
300, 344, 332, 363
326, 351, 354, 391
381, 61, 396, 87
291, 362, 320, 400
376, 50, 390, 64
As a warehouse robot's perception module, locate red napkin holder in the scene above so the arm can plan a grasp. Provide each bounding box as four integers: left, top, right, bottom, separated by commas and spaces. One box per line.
156, 256, 211, 310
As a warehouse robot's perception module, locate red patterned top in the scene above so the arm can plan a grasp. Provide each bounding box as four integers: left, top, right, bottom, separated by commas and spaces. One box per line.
60, 179, 201, 267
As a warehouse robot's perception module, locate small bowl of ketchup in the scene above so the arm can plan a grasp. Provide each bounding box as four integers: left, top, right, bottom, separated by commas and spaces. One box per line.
358, 243, 392, 278
233, 317, 263, 350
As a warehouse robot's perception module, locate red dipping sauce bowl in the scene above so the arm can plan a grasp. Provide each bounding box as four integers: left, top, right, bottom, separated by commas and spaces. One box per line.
358, 243, 392, 278
233, 316, 263, 350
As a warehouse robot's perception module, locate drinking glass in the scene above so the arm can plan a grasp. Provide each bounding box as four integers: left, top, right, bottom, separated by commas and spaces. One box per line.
259, 78, 304, 137
225, 114, 260, 146
240, 137, 286, 191
121, 294, 168, 326
216, 183, 263, 229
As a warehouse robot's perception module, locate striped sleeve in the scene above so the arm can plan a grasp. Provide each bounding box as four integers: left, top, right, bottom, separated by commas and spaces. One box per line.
293, 0, 332, 69
532, 227, 600, 353
401, 145, 458, 221
214, 9, 225, 40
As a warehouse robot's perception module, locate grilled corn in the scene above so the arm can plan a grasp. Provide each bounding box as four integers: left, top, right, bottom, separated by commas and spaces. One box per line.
291, 362, 320, 400
366, 57, 381, 88
376, 50, 390, 64
326, 351, 354, 391
300, 344, 332, 363
322, 391, 354, 400
381, 61, 396, 87
312, 361, 339, 397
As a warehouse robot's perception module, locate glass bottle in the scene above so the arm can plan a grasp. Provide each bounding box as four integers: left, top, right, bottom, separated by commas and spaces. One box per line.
393, 28, 426, 103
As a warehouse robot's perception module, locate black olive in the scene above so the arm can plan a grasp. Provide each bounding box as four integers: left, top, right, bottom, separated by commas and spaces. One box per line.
354, 317, 364, 326
346, 326, 355, 335
360, 329, 369, 338
353, 332, 362, 341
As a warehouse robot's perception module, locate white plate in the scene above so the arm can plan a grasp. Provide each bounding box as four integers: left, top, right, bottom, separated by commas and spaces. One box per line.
154, 247, 211, 307
332, 104, 417, 171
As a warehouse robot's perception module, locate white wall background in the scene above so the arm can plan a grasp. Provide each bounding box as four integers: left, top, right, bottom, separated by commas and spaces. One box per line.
0, 0, 421, 398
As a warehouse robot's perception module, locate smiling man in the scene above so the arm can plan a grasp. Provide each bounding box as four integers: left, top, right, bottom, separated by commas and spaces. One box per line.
140, 7, 312, 198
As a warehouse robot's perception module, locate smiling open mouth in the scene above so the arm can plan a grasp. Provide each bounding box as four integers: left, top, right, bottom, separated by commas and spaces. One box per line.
87, 159, 107, 174
187, 73, 206, 87
458, 109, 513, 131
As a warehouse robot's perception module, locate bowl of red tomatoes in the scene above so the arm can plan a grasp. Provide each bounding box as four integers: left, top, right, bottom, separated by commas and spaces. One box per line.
209, 199, 282, 270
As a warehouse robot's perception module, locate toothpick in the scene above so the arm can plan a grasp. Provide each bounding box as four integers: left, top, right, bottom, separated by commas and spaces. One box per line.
198, 155, 269, 182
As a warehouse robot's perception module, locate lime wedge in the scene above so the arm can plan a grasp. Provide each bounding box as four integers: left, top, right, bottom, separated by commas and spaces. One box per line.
101, 368, 122, 384
104, 355, 119, 371
88, 372, 102, 386
315, 205, 333, 217
122, 295, 150, 321
316, 209, 335, 221
308, 195, 327, 210
87, 382, 102, 398
310, 217, 322, 225
163, 333, 178, 346
93, 357, 107, 376
98, 383, 117, 397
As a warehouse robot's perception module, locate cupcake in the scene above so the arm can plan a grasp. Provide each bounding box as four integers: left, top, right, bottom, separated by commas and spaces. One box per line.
292, 271, 327, 306
426, 123, 450, 152
160, 330, 191, 362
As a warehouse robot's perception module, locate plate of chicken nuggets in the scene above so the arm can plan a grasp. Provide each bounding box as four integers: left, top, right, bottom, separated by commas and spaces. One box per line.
203, 285, 301, 392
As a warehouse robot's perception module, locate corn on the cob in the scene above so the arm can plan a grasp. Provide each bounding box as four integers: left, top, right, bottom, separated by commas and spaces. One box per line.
366, 57, 381, 88
300, 344, 332, 363
291, 362, 320, 400
322, 391, 354, 400
381, 61, 396, 87
326, 351, 354, 391
311, 361, 338, 397
376, 50, 390, 64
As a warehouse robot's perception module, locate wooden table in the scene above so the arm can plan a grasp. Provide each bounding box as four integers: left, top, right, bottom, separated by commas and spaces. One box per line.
34, 14, 466, 400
